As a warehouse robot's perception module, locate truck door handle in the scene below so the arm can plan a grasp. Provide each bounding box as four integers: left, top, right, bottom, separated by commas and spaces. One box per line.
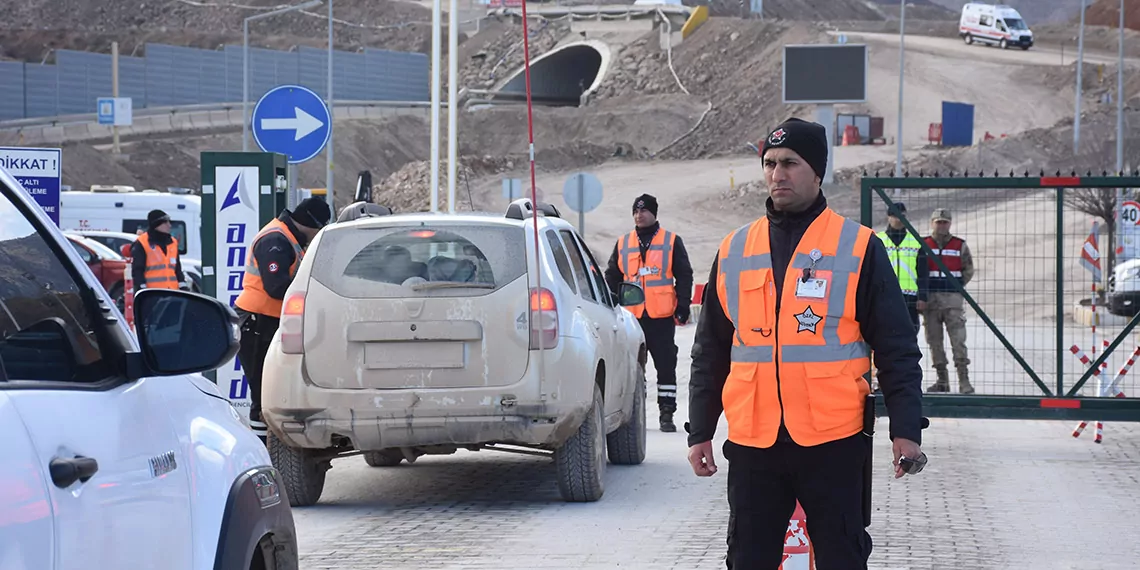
49, 455, 100, 488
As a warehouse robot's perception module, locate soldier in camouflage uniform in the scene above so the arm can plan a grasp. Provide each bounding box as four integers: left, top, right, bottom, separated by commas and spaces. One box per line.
922, 208, 975, 394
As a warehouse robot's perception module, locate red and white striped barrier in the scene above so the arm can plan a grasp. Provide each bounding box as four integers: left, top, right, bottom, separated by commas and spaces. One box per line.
780, 501, 815, 570
1070, 344, 1136, 443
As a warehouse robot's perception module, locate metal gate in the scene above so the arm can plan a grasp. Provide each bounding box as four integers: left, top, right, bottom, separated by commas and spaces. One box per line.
860, 172, 1140, 421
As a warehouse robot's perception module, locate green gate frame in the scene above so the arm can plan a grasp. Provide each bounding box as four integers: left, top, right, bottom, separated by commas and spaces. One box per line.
860, 172, 1140, 421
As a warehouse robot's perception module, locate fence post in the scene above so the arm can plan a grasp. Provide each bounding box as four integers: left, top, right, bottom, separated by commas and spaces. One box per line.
1056, 187, 1065, 396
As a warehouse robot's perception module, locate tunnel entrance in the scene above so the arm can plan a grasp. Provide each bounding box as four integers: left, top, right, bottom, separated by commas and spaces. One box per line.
492, 42, 610, 107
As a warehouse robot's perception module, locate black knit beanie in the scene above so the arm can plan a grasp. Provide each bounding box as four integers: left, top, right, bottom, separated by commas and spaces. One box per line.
632, 194, 658, 216
293, 197, 331, 229
760, 118, 829, 181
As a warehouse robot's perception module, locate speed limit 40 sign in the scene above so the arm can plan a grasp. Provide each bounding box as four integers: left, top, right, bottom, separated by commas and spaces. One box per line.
1122, 200, 1140, 225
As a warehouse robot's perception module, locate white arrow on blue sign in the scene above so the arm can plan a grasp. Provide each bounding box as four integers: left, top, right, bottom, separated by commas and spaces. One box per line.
251, 84, 331, 164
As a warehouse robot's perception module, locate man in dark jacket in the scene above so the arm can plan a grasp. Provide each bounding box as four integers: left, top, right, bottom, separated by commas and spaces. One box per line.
130, 209, 186, 293
605, 194, 694, 432
235, 198, 331, 443
686, 118, 926, 569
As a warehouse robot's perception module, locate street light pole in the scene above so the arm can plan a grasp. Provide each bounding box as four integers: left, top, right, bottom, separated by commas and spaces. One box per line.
1115, 0, 1125, 261
430, 0, 442, 213
242, 0, 324, 153
447, 0, 458, 213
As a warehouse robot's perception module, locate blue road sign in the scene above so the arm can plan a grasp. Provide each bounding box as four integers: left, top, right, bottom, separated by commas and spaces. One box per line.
0, 147, 62, 225
251, 85, 332, 164
97, 97, 115, 125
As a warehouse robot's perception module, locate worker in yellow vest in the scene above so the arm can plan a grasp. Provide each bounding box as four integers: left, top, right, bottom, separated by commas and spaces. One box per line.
130, 209, 185, 293
877, 201, 928, 334
235, 198, 331, 443
687, 118, 926, 568
604, 194, 694, 433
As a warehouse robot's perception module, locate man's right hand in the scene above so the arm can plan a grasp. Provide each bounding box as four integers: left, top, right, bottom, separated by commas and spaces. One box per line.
688, 440, 718, 477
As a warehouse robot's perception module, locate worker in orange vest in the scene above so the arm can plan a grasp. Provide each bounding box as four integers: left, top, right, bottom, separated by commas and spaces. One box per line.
686, 118, 927, 569
235, 198, 331, 443
604, 194, 694, 433
130, 209, 186, 293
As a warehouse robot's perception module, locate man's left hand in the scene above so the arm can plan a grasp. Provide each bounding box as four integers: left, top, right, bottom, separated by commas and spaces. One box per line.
892, 437, 922, 479
675, 306, 690, 325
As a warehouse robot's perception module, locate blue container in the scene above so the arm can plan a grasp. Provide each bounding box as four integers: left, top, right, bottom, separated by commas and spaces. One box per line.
941, 101, 975, 147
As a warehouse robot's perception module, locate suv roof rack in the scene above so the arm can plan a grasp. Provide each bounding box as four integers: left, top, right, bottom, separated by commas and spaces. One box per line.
336, 201, 393, 223
505, 198, 562, 220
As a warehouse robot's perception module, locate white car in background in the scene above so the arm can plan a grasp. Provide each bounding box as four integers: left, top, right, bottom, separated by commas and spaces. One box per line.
261, 199, 649, 506
0, 167, 298, 570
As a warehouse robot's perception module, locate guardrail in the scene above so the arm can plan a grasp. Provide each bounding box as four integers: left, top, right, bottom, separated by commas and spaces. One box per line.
0, 100, 435, 146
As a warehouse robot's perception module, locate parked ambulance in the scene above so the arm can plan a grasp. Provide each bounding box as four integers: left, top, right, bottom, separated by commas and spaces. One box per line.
959, 3, 1034, 50
59, 186, 204, 290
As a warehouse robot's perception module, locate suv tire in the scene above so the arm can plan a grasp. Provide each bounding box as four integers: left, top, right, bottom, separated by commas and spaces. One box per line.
268, 434, 328, 507
554, 383, 606, 502
363, 450, 404, 467
606, 364, 647, 465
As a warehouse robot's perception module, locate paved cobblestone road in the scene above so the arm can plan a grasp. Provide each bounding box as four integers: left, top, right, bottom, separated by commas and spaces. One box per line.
293, 324, 1140, 570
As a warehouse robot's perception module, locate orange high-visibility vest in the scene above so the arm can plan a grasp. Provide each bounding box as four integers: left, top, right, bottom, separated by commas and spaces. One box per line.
617, 228, 678, 319
715, 208, 874, 448
235, 218, 304, 318
136, 233, 180, 290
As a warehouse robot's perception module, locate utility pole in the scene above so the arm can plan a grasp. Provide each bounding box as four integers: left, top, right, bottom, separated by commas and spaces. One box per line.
327, 0, 335, 209
895, 0, 905, 194
430, 0, 442, 212
1115, 0, 1125, 261
112, 41, 121, 155
1075, 0, 1087, 155
447, 0, 458, 213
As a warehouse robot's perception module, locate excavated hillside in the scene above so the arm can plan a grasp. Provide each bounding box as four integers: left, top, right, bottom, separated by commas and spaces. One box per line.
1086, 0, 1140, 30
591, 18, 829, 158
0, 0, 441, 60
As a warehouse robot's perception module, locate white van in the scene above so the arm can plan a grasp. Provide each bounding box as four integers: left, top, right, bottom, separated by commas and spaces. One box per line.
59, 187, 203, 261
959, 3, 1034, 50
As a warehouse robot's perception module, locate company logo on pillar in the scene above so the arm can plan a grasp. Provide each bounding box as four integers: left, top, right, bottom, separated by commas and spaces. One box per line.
215, 166, 261, 417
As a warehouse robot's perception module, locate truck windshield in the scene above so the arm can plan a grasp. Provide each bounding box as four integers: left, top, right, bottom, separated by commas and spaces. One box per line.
1004, 18, 1027, 30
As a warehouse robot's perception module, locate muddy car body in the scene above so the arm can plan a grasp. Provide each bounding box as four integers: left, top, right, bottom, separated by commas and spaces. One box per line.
261, 199, 649, 505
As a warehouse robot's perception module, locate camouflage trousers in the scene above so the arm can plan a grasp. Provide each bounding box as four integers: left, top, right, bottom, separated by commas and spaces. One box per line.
922, 292, 970, 370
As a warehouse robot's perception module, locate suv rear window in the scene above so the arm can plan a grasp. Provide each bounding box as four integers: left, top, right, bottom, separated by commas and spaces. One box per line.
310, 224, 528, 298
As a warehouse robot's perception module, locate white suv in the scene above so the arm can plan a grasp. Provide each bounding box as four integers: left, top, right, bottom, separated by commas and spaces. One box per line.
261, 198, 649, 505
0, 167, 298, 569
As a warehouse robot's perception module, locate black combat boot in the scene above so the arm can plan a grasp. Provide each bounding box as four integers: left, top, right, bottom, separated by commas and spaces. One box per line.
660, 411, 676, 432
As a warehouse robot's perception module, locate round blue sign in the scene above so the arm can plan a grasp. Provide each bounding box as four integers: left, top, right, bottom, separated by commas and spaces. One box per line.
251, 84, 332, 164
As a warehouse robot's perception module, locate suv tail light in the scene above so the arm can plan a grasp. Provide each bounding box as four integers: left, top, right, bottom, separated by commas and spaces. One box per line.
529, 287, 558, 350
280, 292, 306, 354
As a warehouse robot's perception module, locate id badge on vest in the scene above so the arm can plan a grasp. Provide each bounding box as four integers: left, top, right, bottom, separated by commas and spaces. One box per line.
638, 267, 659, 277
795, 248, 827, 299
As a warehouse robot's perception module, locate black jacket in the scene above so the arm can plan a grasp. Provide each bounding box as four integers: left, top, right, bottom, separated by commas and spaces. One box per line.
604, 221, 694, 319
131, 229, 185, 292
883, 226, 929, 303
247, 212, 310, 302
687, 192, 924, 447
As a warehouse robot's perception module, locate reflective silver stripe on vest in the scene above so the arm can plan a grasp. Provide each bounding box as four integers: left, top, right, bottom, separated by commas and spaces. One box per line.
620, 230, 676, 287
244, 227, 302, 277
720, 216, 871, 364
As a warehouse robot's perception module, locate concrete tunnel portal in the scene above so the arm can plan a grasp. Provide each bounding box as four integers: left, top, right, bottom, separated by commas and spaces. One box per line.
493, 41, 611, 106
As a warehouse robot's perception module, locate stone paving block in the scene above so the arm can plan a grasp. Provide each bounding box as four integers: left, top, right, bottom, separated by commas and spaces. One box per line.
293, 324, 1140, 569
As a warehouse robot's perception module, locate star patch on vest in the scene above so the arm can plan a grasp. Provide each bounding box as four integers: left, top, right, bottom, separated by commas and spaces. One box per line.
794, 306, 822, 334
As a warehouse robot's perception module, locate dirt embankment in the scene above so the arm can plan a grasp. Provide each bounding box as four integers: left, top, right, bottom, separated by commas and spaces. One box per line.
592, 18, 829, 159
1085, 0, 1140, 30
0, 0, 441, 60
454, 18, 572, 90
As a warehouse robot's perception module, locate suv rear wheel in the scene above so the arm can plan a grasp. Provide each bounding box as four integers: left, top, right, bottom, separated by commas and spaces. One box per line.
554, 383, 606, 502
268, 434, 329, 507
606, 364, 646, 465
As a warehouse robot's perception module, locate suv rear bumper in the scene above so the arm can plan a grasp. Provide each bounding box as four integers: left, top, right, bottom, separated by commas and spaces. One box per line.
261, 348, 595, 452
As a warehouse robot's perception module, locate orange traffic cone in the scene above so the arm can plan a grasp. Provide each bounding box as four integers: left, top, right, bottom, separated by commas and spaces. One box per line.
780, 501, 815, 569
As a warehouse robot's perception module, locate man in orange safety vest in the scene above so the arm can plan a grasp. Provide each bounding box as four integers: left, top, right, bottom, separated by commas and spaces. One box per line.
605, 194, 694, 433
